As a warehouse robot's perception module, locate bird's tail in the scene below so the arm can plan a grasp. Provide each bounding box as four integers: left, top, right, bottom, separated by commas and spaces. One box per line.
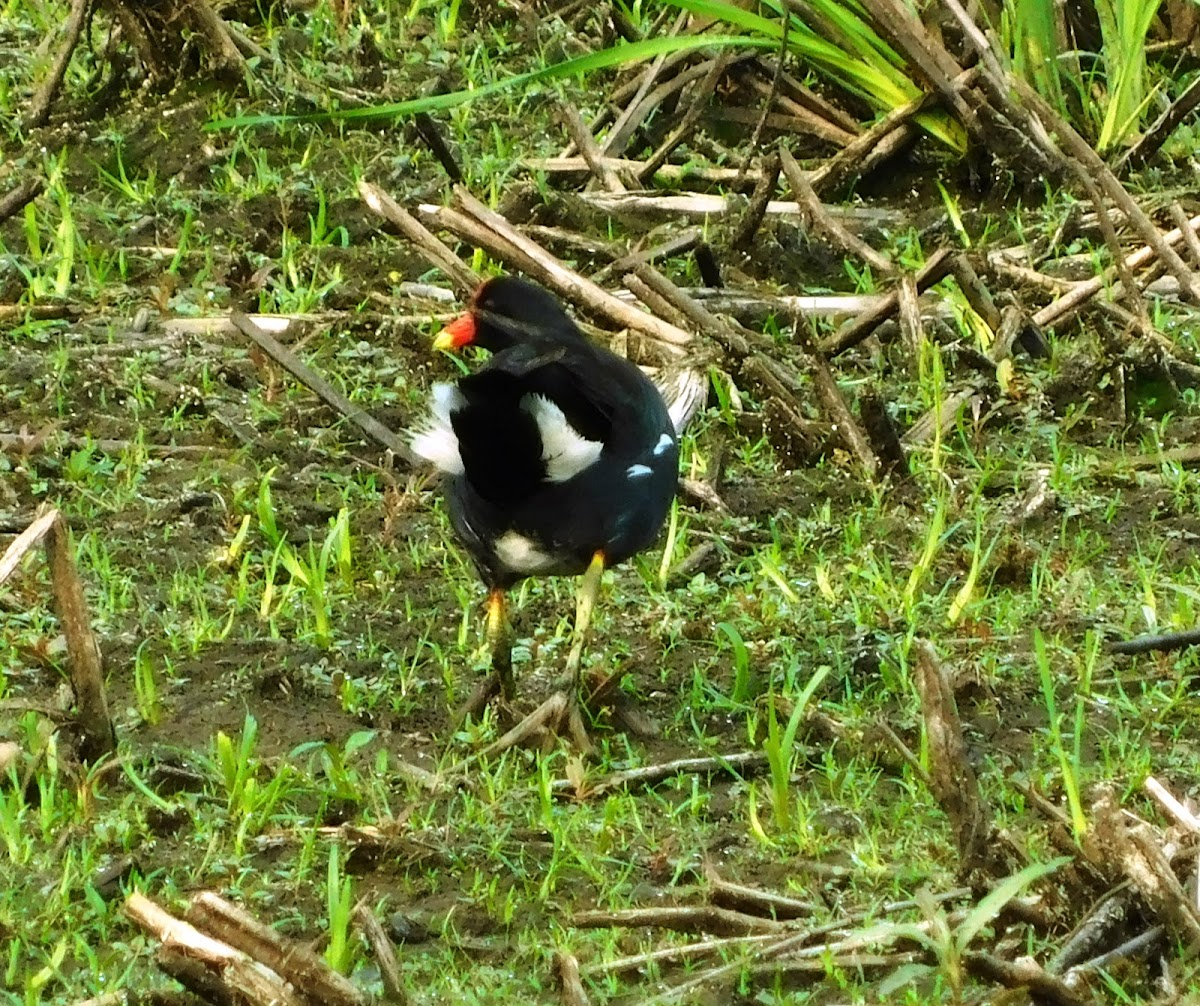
654, 367, 708, 435
408, 382, 466, 474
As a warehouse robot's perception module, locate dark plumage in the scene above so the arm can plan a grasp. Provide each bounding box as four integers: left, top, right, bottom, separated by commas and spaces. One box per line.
414, 277, 681, 588
411, 276, 690, 734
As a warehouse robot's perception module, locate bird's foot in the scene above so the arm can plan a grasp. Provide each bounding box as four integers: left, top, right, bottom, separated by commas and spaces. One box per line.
502, 685, 593, 753
446, 673, 660, 776
556, 687, 593, 753
457, 679, 597, 761
452, 669, 512, 730
452, 610, 515, 730
451, 690, 576, 762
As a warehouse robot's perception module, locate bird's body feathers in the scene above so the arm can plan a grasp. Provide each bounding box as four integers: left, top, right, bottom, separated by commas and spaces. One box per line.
411, 277, 683, 589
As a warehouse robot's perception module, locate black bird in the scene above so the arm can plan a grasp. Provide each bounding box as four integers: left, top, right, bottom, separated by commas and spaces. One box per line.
410, 276, 698, 742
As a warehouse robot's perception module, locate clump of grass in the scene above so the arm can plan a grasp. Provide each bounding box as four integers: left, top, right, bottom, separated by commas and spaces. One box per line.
878, 858, 1070, 1002
1034, 629, 1089, 841
668, 0, 967, 151
715, 621, 757, 704
17, 151, 76, 302
325, 845, 356, 974
755, 663, 831, 843
132, 641, 161, 725
1000, 0, 1165, 150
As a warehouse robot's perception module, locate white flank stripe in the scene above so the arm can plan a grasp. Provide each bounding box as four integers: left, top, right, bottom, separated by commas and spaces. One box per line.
627, 464, 653, 478
409, 383, 466, 475
653, 432, 674, 455
521, 394, 603, 483
495, 531, 558, 573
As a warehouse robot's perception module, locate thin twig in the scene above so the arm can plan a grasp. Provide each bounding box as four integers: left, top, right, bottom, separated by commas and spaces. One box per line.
24, 0, 90, 128
736, 21, 789, 187
1143, 776, 1200, 835
1108, 627, 1200, 655
556, 750, 768, 798
638, 52, 733, 184
450, 693, 570, 772
1169, 203, 1200, 268
0, 432, 231, 459
0, 178, 44, 225
779, 147, 894, 275
229, 312, 418, 463
448, 186, 693, 352
731, 153, 781, 252
1073, 163, 1150, 331
412, 113, 464, 183
1118, 74, 1200, 173
706, 870, 817, 919
572, 905, 789, 937
1031, 212, 1200, 331
0, 508, 59, 586
358, 179, 479, 295
810, 70, 976, 194
794, 325, 880, 476
822, 249, 955, 355
353, 902, 407, 1004
558, 103, 626, 193
524, 156, 754, 184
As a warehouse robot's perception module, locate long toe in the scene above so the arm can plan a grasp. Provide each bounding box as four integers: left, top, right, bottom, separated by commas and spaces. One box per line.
559, 689, 593, 754
453, 670, 508, 729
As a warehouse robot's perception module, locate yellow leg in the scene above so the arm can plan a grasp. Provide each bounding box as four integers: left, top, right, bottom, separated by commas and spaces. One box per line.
563, 551, 605, 696
485, 588, 514, 699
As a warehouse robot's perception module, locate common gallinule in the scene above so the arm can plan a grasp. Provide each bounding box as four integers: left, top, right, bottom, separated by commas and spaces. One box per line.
410, 276, 698, 744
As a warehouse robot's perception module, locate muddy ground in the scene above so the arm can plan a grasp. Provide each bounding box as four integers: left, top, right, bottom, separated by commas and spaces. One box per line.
4, 7, 1200, 1005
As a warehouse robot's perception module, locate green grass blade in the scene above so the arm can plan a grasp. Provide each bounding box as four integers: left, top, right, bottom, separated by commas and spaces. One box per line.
208, 34, 771, 129
666, 0, 966, 151
954, 857, 1070, 952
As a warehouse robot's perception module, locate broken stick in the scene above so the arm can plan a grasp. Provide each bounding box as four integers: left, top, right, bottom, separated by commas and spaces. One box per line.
229, 312, 418, 465
187, 892, 366, 1006
1, 508, 116, 762
780, 147, 894, 275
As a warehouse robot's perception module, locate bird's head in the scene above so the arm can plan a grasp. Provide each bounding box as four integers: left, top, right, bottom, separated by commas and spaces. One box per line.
433, 276, 577, 353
